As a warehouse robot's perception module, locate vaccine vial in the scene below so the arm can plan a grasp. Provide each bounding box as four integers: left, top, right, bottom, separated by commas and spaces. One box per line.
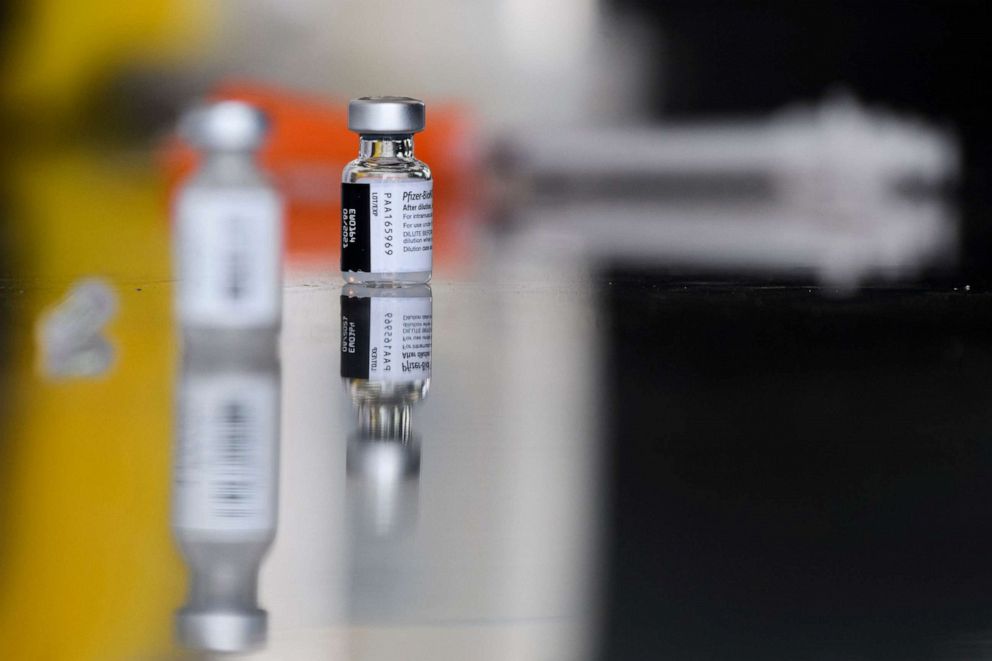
174, 101, 283, 333
341, 97, 433, 284
172, 334, 280, 653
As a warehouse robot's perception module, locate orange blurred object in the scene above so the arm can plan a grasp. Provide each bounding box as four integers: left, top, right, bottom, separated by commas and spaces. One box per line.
160, 81, 482, 270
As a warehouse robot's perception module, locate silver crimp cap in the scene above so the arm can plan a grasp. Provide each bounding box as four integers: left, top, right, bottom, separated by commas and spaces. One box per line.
348, 96, 426, 135
176, 608, 268, 653
181, 100, 269, 151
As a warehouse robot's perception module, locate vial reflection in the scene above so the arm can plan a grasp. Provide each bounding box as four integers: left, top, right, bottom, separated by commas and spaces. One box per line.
171, 334, 280, 653
341, 284, 431, 540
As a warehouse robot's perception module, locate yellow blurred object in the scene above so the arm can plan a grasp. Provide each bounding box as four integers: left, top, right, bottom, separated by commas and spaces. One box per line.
0, 148, 185, 659
3, 0, 209, 119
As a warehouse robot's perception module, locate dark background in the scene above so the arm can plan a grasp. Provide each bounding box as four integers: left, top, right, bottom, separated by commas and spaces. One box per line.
601, 280, 992, 660
621, 0, 991, 285
600, 3, 992, 659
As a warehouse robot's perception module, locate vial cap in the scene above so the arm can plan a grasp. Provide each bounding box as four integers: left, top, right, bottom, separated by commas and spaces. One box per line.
347, 436, 421, 479
181, 100, 270, 151
349, 96, 425, 135
176, 608, 267, 652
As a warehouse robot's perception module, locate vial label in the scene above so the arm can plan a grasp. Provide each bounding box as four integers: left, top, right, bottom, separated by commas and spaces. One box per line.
341, 180, 433, 274
340, 295, 432, 380
175, 188, 282, 328
174, 372, 278, 532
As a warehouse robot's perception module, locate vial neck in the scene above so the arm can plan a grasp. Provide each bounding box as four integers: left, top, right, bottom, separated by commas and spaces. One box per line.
359, 135, 415, 161
357, 402, 413, 442
188, 563, 260, 607
201, 149, 262, 178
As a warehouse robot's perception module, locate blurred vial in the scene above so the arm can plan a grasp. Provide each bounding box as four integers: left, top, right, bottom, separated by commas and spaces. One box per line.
340, 284, 431, 539
347, 406, 422, 541
172, 335, 280, 653
341, 97, 433, 285
345, 411, 422, 622
173, 100, 284, 335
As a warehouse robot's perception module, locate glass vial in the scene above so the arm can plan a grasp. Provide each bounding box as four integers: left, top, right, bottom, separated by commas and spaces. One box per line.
341, 97, 433, 285
173, 101, 284, 334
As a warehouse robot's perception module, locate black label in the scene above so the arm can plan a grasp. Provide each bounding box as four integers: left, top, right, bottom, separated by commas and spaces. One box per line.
340, 295, 371, 379
341, 183, 371, 272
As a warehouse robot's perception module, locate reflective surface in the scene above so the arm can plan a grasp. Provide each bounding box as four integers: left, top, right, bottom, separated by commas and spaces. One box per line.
7, 231, 992, 659
268, 263, 602, 660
